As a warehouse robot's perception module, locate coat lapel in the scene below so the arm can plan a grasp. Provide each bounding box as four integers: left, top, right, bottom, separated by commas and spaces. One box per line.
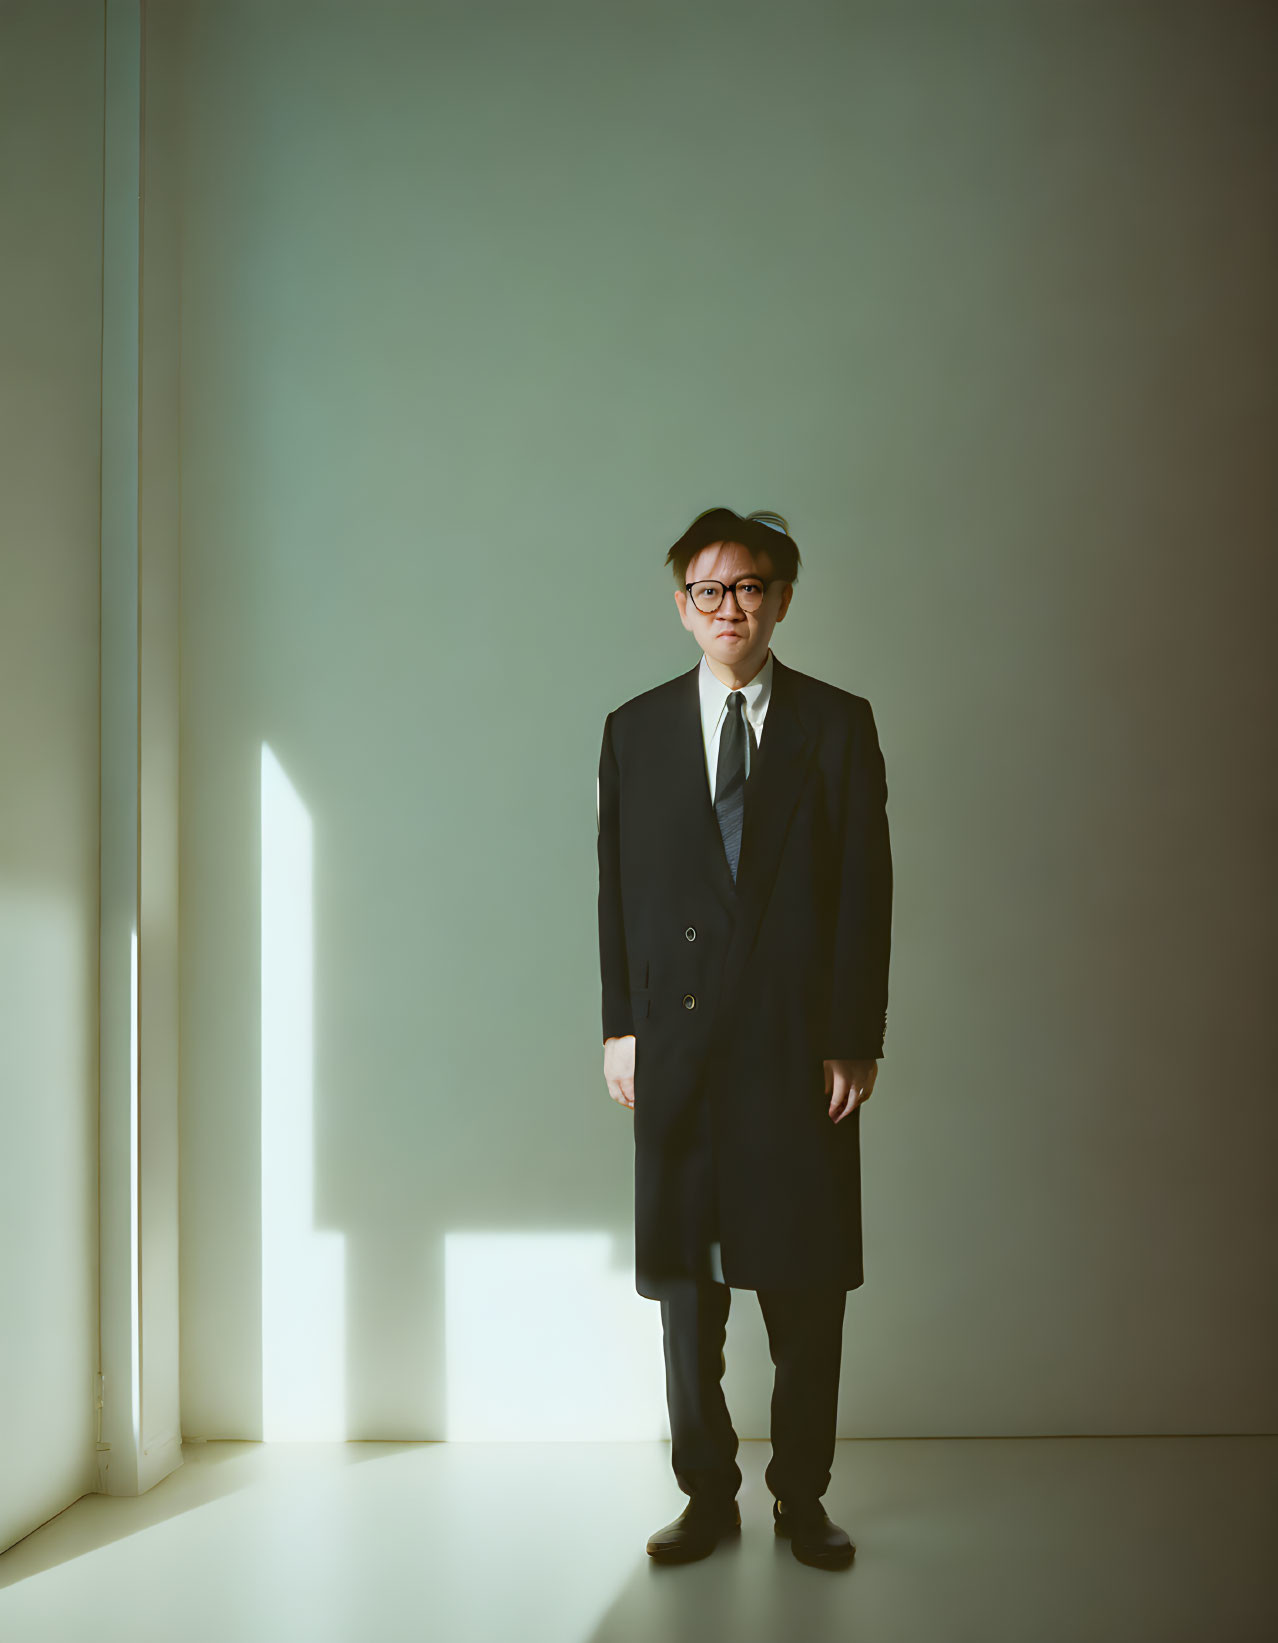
669, 654, 814, 956
734, 655, 814, 957
669, 662, 737, 914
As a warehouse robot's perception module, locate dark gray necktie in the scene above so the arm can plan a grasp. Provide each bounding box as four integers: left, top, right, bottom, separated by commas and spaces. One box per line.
714, 691, 757, 882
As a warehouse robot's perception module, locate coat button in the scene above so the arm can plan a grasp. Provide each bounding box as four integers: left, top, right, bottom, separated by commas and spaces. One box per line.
682, 992, 697, 1010
684, 926, 696, 941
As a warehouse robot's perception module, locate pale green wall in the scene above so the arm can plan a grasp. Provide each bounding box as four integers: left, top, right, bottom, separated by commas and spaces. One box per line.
176, 1, 1278, 1438
0, 0, 104, 1548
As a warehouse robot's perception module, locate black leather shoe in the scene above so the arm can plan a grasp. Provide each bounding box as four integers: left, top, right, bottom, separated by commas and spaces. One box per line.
772, 1498, 855, 1568
646, 1495, 741, 1563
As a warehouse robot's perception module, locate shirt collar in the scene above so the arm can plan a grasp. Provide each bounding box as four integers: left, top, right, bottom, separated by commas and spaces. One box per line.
698, 647, 773, 737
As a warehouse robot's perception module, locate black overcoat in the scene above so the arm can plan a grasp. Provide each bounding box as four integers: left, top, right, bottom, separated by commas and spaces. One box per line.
596, 651, 893, 1298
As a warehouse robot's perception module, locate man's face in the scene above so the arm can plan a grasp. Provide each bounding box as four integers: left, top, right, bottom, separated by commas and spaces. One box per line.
675, 540, 793, 675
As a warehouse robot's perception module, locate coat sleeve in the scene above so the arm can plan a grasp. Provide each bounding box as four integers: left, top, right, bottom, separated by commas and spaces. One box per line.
597, 711, 635, 1044
823, 696, 893, 1060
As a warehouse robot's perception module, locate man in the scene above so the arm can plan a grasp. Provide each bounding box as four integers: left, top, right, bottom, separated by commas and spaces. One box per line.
596, 506, 893, 1571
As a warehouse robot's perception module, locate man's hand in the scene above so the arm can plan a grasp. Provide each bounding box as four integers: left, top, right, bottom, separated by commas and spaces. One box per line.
604, 1035, 636, 1110
824, 1058, 877, 1122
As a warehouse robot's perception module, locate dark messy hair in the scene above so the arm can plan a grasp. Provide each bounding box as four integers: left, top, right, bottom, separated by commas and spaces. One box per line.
665, 508, 801, 587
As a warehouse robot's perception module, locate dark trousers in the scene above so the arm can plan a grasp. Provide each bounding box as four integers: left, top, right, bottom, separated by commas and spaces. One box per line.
659, 1277, 847, 1506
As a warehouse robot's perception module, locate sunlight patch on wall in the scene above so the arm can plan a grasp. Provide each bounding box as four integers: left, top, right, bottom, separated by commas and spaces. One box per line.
444, 1233, 667, 1440
130, 924, 140, 1448
260, 742, 346, 1439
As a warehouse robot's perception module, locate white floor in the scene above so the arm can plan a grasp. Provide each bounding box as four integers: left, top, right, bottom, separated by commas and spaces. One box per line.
1, 1437, 1275, 1643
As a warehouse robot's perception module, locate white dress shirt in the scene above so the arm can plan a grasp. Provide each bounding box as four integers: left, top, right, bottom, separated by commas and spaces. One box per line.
596, 649, 775, 827
697, 647, 773, 802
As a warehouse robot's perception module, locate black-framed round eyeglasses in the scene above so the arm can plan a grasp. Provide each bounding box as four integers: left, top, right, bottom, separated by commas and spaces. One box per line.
685, 577, 775, 614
